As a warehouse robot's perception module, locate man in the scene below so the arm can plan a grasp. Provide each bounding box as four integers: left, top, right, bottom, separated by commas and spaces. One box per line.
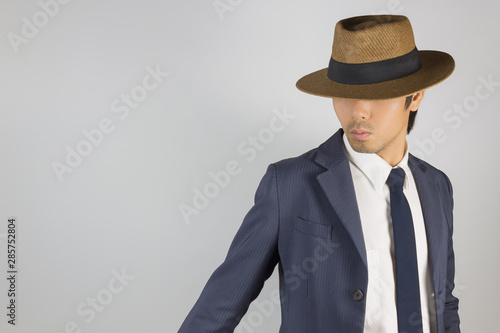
179, 14, 460, 333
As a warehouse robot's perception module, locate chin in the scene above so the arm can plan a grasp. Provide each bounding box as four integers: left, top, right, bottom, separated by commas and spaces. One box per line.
350, 141, 374, 154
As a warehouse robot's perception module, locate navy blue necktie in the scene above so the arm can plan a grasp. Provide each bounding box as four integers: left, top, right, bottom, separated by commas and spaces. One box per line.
386, 168, 423, 333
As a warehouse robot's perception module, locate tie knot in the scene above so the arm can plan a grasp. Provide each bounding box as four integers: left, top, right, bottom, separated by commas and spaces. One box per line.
386, 168, 406, 190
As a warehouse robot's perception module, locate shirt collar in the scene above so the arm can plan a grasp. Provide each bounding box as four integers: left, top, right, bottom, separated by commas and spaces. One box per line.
342, 132, 410, 192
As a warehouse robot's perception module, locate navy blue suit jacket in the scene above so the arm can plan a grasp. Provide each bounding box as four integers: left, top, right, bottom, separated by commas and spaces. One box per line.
179, 129, 460, 332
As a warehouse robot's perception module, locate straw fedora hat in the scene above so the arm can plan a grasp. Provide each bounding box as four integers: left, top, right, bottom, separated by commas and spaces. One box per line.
296, 15, 455, 100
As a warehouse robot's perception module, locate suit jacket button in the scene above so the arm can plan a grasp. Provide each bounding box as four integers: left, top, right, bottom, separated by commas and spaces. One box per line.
353, 289, 364, 301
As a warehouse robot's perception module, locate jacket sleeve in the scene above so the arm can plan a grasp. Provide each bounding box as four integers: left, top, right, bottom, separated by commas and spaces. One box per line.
442, 174, 460, 333
178, 164, 280, 332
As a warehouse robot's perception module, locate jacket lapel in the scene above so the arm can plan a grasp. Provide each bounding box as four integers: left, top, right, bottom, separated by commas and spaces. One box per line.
408, 155, 447, 294
314, 129, 367, 268
313, 130, 448, 277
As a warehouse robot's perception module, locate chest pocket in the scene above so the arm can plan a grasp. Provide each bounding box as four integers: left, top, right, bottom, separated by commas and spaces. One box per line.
294, 216, 333, 239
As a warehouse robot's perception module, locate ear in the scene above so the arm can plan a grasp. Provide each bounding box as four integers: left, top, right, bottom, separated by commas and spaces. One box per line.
409, 90, 425, 111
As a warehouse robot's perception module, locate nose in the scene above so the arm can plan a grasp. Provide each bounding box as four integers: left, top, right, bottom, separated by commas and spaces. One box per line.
351, 100, 372, 120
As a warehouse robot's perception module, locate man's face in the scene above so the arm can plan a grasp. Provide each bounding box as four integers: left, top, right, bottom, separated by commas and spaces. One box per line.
332, 92, 423, 165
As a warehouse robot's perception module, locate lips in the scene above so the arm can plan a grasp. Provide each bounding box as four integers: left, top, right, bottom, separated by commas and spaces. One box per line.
350, 129, 370, 140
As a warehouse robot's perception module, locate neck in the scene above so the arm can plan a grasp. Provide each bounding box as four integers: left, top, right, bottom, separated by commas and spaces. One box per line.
377, 139, 407, 167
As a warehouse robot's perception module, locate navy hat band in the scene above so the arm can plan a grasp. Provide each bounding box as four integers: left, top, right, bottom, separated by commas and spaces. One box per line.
327, 47, 422, 85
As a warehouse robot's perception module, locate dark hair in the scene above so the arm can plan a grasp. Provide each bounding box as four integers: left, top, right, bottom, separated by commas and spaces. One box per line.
405, 95, 418, 134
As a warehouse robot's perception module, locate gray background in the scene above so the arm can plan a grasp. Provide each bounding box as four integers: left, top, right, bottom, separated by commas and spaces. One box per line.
0, 0, 498, 332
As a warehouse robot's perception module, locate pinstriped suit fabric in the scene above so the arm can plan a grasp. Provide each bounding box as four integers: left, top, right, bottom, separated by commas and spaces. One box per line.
178, 129, 460, 333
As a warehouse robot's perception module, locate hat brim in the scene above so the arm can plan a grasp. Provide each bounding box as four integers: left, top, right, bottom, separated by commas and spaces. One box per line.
296, 50, 455, 100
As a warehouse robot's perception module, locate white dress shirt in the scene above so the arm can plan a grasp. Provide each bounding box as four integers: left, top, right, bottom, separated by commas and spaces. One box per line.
342, 134, 437, 333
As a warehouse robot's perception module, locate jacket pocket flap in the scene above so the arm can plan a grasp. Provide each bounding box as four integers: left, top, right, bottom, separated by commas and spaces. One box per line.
294, 216, 333, 239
